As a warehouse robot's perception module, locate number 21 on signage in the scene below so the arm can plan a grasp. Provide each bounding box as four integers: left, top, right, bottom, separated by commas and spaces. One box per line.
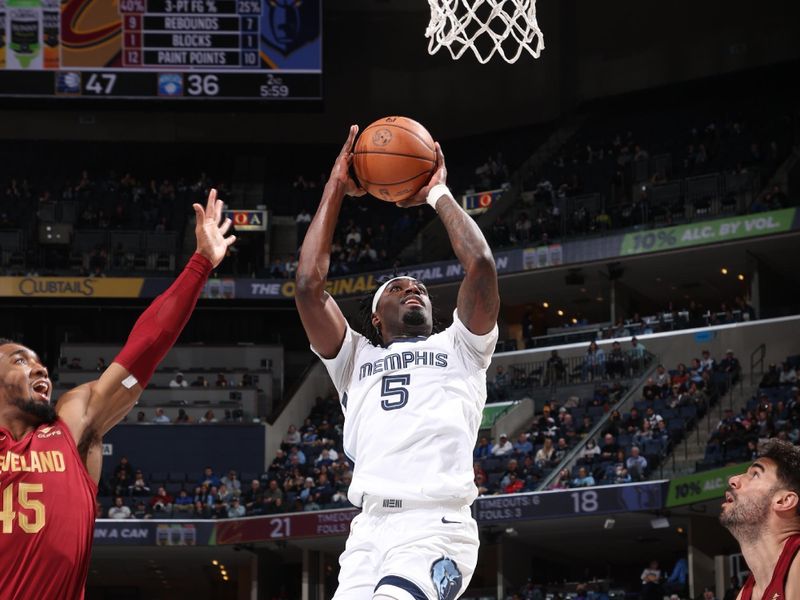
269, 516, 290, 538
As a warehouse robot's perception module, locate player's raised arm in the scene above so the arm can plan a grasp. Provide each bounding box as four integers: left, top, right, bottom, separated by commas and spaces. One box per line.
295, 125, 366, 358
400, 143, 499, 334
56, 189, 235, 477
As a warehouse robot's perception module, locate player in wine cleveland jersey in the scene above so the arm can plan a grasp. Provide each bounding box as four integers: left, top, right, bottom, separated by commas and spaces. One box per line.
0, 190, 235, 600
295, 126, 499, 600
720, 439, 800, 600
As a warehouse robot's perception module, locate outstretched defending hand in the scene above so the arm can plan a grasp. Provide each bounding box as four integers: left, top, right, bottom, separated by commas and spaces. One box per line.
193, 188, 236, 268
330, 124, 367, 198
397, 142, 447, 208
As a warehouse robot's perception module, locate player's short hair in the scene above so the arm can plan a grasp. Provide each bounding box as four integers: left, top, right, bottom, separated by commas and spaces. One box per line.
760, 439, 800, 516
358, 273, 443, 347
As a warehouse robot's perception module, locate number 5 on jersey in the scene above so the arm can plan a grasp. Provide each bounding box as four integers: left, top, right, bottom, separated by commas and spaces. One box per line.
381, 374, 410, 411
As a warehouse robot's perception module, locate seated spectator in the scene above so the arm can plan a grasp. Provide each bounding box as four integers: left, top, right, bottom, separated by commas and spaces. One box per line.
68, 357, 82, 370
190, 375, 208, 387
217, 483, 233, 504
221, 470, 241, 495
502, 472, 524, 494
128, 470, 151, 497
193, 500, 211, 519
149, 486, 174, 515
198, 466, 221, 488
612, 463, 631, 484
491, 433, 513, 456
645, 407, 664, 429
242, 479, 263, 510
513, 433, 533, 456
500, 459, 520, 489
108, 496, 131, 519
634, 420, 654, 446
699, 350, 715, 373
600, 433, 619, 461
474, 436, 493, 459
175, 408, 192, 424
475, 472, 490, 496
571, 466, 595, 487
719, 349, 741, 383
654, 364, 670, 391
168, 372, 188, 388
623, 408, 643, 434
227, 497, 246, 518
152, 408, 171, 424
549, 468, 571, 490
215, 373, 229, 387
552, 437, 569, 463
312, 473, 334, 505
173, 489, 194, 516
534, 437, 555, 468
284, 424, 301, 446
642, 378, 660, 402
626, 446, 648, 481
210, 499, 228, 519
132, 500, 150, 519
671, 363, 689, 389
580, 439, 600, 463
199, 410, 218, 424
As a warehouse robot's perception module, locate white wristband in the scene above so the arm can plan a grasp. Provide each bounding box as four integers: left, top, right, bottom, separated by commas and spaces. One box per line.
426, 184, 450, 210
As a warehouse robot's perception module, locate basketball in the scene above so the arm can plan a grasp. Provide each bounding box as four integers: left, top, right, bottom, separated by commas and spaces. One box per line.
353, 116, 437, 202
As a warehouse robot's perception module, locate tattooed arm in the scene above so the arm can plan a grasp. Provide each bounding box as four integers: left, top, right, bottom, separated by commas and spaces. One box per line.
399, 144, 500, 335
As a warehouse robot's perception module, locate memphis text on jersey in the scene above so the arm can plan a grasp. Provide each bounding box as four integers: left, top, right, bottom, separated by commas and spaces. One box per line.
358, 350, 448, 381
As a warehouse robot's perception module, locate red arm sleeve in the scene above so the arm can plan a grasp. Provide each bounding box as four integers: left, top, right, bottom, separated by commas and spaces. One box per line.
113, 253, 212, 387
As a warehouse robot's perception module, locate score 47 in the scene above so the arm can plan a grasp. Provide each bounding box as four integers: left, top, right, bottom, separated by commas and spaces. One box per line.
84, 73, 117, 95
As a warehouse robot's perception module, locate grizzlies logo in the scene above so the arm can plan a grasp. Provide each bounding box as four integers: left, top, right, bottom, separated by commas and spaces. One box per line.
430, 557, 462, 600
261, 0, 321, 56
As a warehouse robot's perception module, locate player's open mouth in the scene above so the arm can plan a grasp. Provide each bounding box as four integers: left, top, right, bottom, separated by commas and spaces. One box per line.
723, 491, 735, 506
32, 380, 50, 400
403, 297, 423, 307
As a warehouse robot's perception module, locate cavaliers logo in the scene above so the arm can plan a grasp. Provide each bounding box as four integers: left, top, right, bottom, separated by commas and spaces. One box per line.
372, 129, 393, 146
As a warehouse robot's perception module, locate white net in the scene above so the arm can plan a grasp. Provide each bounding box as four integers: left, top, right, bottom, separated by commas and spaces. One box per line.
426, 0, 544, 64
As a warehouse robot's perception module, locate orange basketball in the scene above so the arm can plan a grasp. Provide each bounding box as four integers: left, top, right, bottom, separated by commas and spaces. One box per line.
353, 116, 436, 202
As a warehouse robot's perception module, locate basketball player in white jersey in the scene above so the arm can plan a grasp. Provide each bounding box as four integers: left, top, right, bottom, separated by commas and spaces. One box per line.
295, 125, 499, 600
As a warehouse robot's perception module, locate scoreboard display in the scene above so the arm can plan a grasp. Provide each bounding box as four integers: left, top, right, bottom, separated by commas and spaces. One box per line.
0, 0, 322, 100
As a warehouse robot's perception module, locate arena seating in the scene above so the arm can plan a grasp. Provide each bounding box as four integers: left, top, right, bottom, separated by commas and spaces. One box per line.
698, 353, 799, 470
477, 348, 743, 492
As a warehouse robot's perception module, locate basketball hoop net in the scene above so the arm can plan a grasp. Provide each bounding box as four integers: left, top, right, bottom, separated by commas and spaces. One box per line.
425, 0, 544, 64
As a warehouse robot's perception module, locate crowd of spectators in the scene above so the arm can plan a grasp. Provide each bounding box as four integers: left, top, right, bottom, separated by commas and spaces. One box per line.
99, 395, 353, 519
507, 95, 796, 246
702, 353, 800, 468
473, 383, 628, 494
482, 349, 738, 492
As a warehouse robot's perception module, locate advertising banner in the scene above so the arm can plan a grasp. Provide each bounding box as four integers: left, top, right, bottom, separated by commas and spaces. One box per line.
666, 462, 748, 508
0, 277, 145, 298
620, 209, 796, 256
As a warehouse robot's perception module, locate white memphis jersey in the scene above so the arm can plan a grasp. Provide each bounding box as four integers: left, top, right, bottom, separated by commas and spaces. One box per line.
313, 310, 497, 507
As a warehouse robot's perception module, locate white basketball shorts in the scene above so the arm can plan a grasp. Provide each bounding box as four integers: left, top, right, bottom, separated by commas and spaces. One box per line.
332, 496, 479, 600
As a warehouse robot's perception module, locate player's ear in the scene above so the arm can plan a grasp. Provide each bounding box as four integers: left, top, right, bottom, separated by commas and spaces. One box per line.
774, 489, 799, 515
371, 314, 381, 331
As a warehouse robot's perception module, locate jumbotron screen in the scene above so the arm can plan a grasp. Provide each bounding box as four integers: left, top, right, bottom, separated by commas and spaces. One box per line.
0, 0, 322, 100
